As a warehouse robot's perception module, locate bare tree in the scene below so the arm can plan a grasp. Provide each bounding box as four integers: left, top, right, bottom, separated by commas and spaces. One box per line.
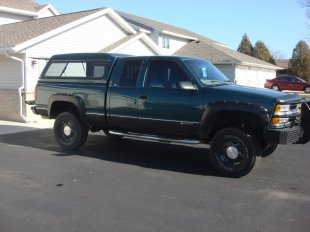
303, 0, 310, 25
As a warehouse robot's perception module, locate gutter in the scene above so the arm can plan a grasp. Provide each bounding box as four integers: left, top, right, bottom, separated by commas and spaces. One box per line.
4, 52, 29, 123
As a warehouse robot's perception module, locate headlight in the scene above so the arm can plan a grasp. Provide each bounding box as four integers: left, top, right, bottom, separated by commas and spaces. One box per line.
271, 104, 300, 128
275, 104, 290, 114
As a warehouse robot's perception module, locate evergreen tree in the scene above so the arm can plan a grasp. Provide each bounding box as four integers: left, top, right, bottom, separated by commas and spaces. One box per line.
290, 40, 310, 81
253, 41, 275, 64
237, 33, 253, 56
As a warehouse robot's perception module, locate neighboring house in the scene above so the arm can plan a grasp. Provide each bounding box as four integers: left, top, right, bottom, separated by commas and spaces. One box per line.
0, 6, 162, 122
275, 59, 291, 76
0, 0, 281, 122
118, 12, 281, 88
0, 0, 59, 25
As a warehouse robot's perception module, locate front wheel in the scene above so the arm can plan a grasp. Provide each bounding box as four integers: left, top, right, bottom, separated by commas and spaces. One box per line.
304, 86, 310, 93
54, 112, 88, 150
210, 128, 256, 177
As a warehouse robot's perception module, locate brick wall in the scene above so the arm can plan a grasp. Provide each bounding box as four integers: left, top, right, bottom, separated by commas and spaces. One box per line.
0, 90, 24, 122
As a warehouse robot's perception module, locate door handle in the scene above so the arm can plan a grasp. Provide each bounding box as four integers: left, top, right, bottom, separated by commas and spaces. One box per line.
139, 95, 148, 100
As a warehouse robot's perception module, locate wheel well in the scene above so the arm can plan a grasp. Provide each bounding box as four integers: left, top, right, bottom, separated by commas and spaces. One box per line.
272, 84, 280, 88
206, 111, 265, 143
49, 101, 79, 119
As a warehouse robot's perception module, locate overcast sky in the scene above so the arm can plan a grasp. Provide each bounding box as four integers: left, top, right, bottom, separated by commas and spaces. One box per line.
37, 0, 309, 59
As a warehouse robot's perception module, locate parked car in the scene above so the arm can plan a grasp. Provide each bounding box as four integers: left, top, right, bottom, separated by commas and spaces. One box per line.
264, 75, 310, 93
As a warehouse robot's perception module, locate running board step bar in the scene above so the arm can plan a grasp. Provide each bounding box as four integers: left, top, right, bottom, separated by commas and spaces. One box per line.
108, 131, 201, 144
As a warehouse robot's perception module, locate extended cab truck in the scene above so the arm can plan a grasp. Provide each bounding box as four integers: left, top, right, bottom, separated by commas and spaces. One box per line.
30, 53, 310, 177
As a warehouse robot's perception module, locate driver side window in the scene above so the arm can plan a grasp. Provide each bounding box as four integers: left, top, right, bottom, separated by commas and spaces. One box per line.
145, 61, 189, 89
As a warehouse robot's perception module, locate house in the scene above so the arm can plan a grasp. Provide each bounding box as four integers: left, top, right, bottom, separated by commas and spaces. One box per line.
275, 59, 291, 76
0, 0, 281, 122
0, 6, 163, 122
118, 11, 281, 87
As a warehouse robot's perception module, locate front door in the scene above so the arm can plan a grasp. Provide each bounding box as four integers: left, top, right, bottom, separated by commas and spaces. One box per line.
137, 60, 203, 138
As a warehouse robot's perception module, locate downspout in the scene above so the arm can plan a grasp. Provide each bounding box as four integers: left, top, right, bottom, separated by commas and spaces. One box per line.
4, 52, 29, 123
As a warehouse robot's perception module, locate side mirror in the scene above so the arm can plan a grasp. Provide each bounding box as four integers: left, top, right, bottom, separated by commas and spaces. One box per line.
176, 81, 198, 91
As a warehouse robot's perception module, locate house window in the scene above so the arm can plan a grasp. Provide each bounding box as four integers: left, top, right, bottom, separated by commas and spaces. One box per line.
162, 36, 170, 49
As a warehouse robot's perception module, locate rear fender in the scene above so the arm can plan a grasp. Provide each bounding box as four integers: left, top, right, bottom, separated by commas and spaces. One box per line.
48, 94, 86, 121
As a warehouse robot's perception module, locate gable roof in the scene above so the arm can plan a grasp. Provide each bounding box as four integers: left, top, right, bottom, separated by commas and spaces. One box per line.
119, 11, 280, 69
0, 8, 137, 52
119, 11, 199, 41
101, 32, 164, 55
0, 0, 44, 12
0, 9, 102, 49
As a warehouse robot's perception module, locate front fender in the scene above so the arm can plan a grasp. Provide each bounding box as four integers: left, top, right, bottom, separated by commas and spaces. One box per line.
200, 101, 270, 140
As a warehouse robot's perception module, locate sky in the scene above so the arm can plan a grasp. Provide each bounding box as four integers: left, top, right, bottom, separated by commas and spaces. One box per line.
37, 0, 309, 59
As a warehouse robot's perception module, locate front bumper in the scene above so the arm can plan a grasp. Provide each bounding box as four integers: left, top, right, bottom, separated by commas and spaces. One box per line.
266, 127, 302, 144
266, 101, 310, 145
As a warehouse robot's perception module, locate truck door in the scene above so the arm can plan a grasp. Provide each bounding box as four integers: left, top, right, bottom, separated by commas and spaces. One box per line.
107, 59, 143, 130
137, 59, 203, 137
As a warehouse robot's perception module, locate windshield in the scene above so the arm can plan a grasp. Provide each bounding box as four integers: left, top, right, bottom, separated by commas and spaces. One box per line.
183, 59, 232, 86
295, 76, 306, 83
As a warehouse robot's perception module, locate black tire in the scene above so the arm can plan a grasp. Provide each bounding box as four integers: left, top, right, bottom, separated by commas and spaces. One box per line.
304, 86, 310, 93
54, 112, 88, 150
210, 128, 256, 177
271, 85, 280, 91
261, 144, 277, 157
103, 130, 124, 139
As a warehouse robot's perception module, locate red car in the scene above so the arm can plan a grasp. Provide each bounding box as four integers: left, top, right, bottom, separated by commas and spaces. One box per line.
264, 76, 310, 93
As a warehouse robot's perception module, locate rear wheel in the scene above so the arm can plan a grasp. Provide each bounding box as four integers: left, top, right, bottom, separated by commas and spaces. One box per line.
271, 85, 280, 91
54, 112, 88, 150
304, 86, 310, 93
210, 128, 256, 177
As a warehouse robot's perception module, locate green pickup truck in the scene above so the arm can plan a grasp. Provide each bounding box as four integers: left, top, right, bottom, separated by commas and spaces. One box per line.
30, 53, 310, 177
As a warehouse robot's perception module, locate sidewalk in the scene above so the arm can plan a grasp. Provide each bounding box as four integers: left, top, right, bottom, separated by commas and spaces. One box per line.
0, 118, 54, 135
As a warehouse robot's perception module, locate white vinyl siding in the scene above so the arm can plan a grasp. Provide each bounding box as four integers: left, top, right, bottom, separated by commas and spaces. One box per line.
25, 57, 48, 91
27, 15, 127, 58
158, 35, 187, 55
0, 54, 23, 89
24, 14, 128, 90
111, 40, 156, 56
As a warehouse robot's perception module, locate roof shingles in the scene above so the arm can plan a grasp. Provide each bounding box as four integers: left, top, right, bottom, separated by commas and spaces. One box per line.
118, 11, 279, 68
0, 0, 44, 12
0, 8, 103, 48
